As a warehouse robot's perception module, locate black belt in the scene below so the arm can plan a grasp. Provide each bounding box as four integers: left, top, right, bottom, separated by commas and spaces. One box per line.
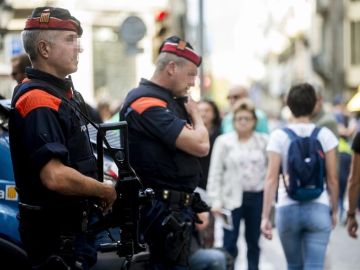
154, 189, 194, 207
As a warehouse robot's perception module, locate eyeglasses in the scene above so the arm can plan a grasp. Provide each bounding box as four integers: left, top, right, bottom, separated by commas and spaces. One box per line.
227, 95, 241, 100
234, 116, 254, 122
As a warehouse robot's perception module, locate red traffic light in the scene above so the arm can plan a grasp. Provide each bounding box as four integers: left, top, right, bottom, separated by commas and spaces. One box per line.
155, 10, 169, 22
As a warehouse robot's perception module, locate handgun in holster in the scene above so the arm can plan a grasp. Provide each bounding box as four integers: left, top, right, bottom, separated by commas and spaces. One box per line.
161, 212, 192, 266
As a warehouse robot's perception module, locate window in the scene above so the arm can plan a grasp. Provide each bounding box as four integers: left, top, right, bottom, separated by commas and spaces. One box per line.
351, 21, 360, 65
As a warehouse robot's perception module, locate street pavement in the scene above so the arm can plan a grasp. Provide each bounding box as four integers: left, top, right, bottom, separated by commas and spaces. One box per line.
214, 213, 360, 270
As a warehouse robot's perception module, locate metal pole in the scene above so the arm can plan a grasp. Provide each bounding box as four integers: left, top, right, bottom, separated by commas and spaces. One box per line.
198, 0, 204, 96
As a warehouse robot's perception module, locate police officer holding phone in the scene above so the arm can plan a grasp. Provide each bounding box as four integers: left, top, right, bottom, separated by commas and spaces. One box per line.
120, 36, 209, 269
9, 7, 116, 269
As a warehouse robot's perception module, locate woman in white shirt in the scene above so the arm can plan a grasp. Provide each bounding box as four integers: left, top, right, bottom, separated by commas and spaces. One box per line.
261, 83, 338, 270
207, 99, 268, 270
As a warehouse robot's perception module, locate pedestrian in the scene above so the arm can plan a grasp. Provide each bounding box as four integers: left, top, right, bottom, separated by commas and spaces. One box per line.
346, 131, 360, 238
120, 35, 209, 269
196, 99, 221, 248
10, 53, 31, 84
197, 99, 221, 190
261, 83, 338, 270
221, 85, 269, 134
207, 98, 268, 270
332, 95, 355, 223
8, 7, 117, 269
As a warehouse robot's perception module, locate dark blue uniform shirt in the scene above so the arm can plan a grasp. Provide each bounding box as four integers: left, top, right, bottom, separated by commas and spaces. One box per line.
9, 68, 98, 267
121, 79, 202, 192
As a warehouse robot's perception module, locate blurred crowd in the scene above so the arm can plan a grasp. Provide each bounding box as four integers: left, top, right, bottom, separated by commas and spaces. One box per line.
5, 50, 360, 270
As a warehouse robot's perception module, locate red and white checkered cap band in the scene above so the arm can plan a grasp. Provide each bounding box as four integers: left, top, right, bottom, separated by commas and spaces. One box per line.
24, 17, 80, 34
160, 42, 202, 67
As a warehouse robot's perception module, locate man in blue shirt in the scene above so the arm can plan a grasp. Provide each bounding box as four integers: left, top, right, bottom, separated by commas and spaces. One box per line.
121, 36, 209, 269
9, 7, 116, 269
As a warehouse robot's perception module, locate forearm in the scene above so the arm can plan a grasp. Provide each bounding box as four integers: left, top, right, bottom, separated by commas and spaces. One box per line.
348, 153, 360, 213
262, 152, 281, 219
325, 148, 339, 214
178, 98, 209, 156
261, 178, 277, 219
348, 176, 360, 213
40, 159, 107, 198
327, 176, 339, 214
176, 116, 209, 156
190, 112, 209, 146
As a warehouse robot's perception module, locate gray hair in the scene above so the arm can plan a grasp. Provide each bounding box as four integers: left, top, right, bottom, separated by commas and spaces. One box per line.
155, 52, 187, 71
21, 30, 57, 61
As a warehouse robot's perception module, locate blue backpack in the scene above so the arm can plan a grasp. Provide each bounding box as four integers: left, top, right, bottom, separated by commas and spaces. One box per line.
281, 127, 326, 201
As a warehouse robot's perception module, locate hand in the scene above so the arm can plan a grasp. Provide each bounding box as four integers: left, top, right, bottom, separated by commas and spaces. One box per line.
261, 218, 273, 240
346, 216, 358, 238
195, 212, 209, 231
100, 180, 117, 213
184, 96, 199, 116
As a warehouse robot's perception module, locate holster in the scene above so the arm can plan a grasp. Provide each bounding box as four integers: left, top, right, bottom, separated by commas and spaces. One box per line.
191, 192, 211, 213
161, 211, 193, 266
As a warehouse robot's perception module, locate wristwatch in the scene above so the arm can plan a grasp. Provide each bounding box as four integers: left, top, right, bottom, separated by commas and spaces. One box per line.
347, 211, 356, 218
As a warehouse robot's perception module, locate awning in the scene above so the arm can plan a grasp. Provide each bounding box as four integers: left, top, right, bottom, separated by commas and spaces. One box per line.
347, 86, 360, 112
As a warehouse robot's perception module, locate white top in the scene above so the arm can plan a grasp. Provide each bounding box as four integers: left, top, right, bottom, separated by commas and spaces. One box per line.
266, 123, 338, 207
207, 131, 268, 210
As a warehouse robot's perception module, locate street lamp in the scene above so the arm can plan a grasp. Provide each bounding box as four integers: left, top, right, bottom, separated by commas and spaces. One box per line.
0, 2, 13, 50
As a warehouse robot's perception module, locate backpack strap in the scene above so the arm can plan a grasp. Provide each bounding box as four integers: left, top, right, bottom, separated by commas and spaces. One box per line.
282, 127, 299, 141
310, 127, 322, 139
280, 127, 299, 196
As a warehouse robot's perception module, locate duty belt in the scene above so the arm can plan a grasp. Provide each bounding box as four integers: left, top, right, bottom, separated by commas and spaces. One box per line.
155, 189, 194, 207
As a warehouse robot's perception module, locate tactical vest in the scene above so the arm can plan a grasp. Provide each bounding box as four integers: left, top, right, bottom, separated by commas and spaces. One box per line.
10, 80, 97, 232
121, 80, 202, 192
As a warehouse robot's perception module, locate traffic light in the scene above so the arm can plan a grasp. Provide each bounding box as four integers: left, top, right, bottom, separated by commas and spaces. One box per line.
153, 10, 170, 63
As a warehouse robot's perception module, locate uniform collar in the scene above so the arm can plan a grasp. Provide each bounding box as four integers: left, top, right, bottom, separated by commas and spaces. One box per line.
25, 67, 72, 92
140, 78, 174, 100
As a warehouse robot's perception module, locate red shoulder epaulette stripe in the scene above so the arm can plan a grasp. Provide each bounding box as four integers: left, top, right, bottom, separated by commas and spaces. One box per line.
130, 97, 167, 114
16, 89, 61, 117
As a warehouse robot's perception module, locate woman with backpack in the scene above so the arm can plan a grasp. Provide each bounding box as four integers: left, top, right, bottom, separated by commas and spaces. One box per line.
207, 98, 268, 270
261, 83, 339, 270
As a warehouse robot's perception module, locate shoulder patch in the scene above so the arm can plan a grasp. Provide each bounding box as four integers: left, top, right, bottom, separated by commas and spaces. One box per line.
15, 89, 62, 117
130, 97, 167, 114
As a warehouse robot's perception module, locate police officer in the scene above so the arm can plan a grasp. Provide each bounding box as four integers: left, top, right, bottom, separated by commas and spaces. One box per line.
120, 36, 210, 269
8, 7, 117, 269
